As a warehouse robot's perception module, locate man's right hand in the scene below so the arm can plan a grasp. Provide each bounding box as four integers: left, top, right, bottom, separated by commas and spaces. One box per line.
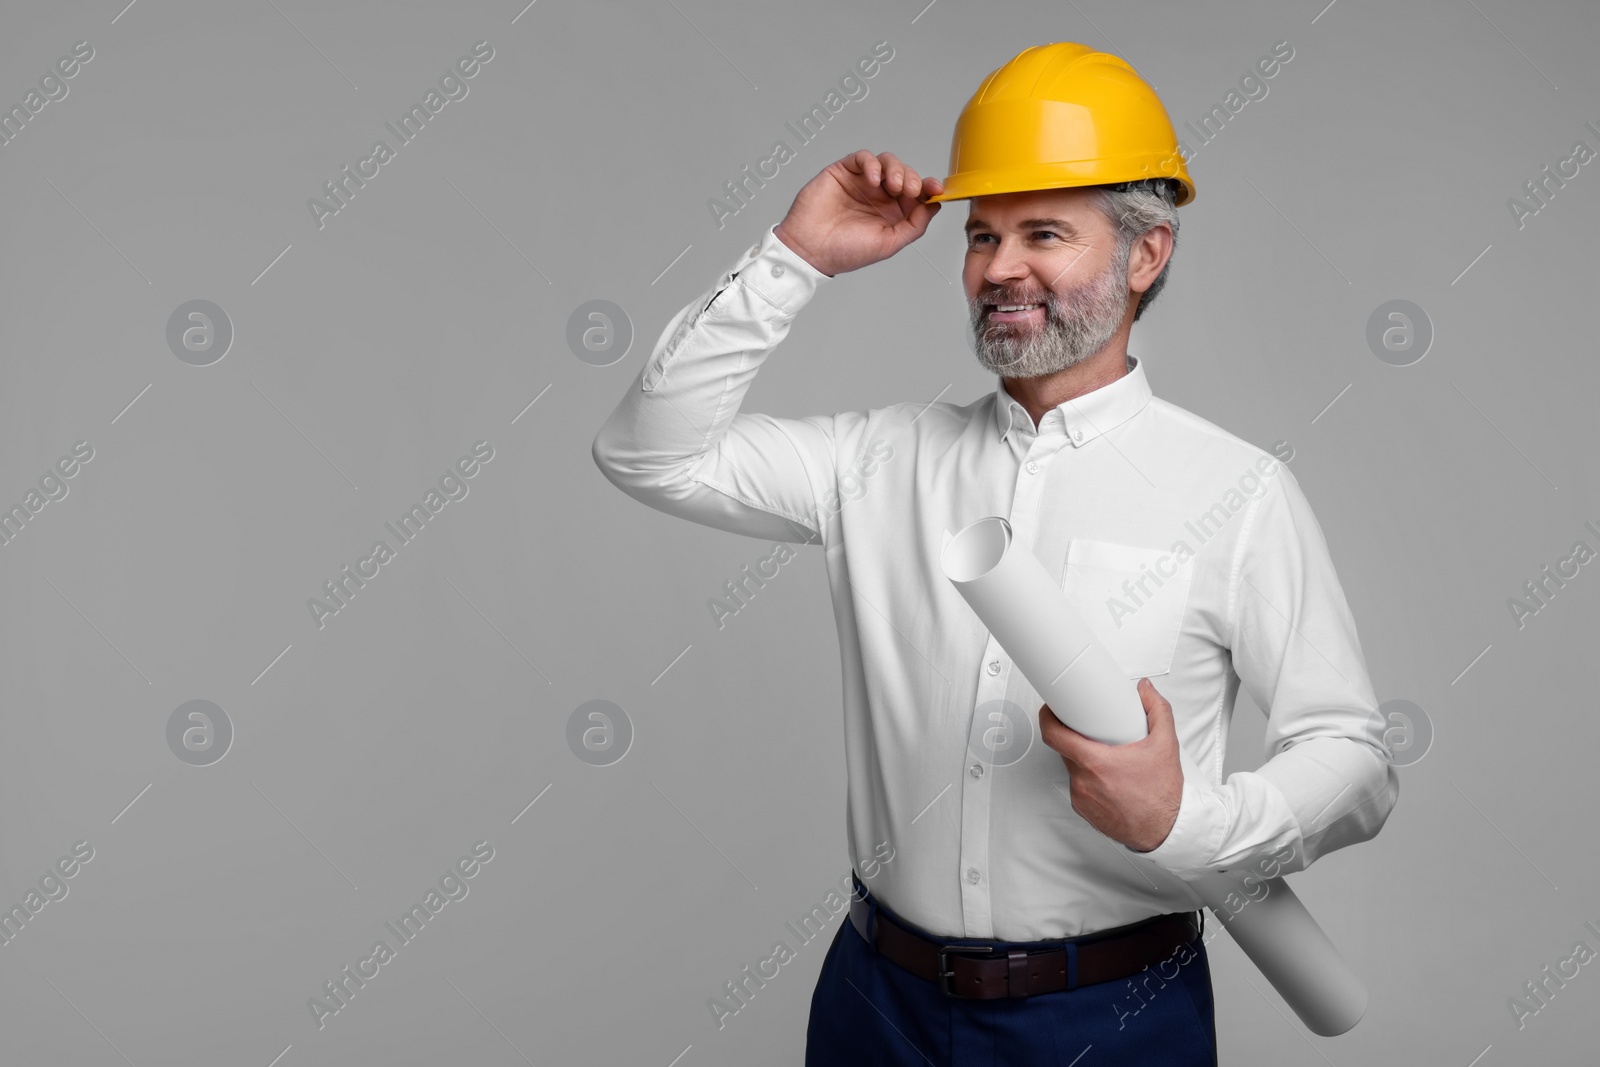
773, 150, 945, 278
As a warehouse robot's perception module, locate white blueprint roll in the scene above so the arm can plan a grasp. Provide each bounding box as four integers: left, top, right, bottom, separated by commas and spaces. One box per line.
940, 516, 1145, 745
940, 515, 1368, 1036
1189, 870, 1367, 1035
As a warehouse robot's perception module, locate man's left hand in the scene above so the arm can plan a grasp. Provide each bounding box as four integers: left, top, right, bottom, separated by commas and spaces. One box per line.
1039, 677, 1183, 853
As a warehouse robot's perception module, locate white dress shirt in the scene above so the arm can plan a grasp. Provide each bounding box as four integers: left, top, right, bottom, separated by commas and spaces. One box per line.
592, 222, 1400, 941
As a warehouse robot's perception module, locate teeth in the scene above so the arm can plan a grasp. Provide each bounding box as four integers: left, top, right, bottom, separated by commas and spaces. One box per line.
994, 304, 1040, 312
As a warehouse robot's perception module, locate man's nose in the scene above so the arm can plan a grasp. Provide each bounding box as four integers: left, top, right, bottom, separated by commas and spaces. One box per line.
983, 238, 1032, 286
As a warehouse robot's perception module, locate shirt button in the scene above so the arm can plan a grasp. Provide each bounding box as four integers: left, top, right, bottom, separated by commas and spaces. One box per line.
1025, 461, 1039, 474
771, 264, 785, 277
749, 244, 760, 257
1072, 429, 1083, 442
965, 867, 981, 885
969, 763, 984, 778
986, 660, 1001, 675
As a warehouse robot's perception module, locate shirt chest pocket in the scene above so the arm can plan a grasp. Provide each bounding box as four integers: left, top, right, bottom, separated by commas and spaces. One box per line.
1062, 538, 1195, 679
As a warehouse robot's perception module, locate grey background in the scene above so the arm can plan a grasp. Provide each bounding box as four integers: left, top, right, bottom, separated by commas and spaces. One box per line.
0, 0, 1595, 1063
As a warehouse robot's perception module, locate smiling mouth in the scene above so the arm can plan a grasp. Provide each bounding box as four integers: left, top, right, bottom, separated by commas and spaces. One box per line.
985, 302, 1045, 323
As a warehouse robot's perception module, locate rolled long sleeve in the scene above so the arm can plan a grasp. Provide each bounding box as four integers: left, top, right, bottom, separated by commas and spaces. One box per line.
591, 224, 854, 546
1142, 464, 1400, 879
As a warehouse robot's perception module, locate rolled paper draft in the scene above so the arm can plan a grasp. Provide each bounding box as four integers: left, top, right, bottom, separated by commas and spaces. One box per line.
939, 516, 1145, 745
1189, 870, 1368, 1036
940, 515, 1368, 1036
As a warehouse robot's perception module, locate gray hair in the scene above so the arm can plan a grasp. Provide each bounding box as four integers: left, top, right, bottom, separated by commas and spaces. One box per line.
1089, 178, 1181, 322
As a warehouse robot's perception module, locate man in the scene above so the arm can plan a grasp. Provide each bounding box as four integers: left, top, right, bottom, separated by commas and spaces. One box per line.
592, 43, 1398, 1066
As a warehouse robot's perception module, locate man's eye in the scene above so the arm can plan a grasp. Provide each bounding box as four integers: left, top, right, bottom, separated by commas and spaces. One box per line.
967, 232, 1061, 246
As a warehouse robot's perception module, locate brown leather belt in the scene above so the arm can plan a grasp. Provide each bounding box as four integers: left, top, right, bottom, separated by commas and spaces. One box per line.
849, 887, 1202, 1000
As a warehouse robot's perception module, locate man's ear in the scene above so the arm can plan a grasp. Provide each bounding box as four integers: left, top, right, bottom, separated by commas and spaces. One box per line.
1127, 223, 1173, 296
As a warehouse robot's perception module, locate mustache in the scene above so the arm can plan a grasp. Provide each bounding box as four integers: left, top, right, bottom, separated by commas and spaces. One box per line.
976, 289, 1054, 306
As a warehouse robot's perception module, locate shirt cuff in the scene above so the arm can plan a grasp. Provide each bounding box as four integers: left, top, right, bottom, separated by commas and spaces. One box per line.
731, 224, 830, 316
1134, 772, 1227, 876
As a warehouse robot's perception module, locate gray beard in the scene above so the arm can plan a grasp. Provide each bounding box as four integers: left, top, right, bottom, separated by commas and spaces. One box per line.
967, 253, 1131, 379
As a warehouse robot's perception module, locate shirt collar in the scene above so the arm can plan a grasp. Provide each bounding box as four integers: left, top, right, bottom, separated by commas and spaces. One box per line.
992, 354, 1154, 447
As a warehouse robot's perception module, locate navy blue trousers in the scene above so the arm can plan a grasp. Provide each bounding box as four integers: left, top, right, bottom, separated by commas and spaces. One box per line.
805, 890, 1218, 1066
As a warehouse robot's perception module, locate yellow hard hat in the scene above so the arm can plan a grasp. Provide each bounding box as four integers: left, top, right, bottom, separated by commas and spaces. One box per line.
927, 42, 1194, 206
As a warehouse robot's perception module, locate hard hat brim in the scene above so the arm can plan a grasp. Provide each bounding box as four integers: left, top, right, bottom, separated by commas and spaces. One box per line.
928, 162, 1195, 206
